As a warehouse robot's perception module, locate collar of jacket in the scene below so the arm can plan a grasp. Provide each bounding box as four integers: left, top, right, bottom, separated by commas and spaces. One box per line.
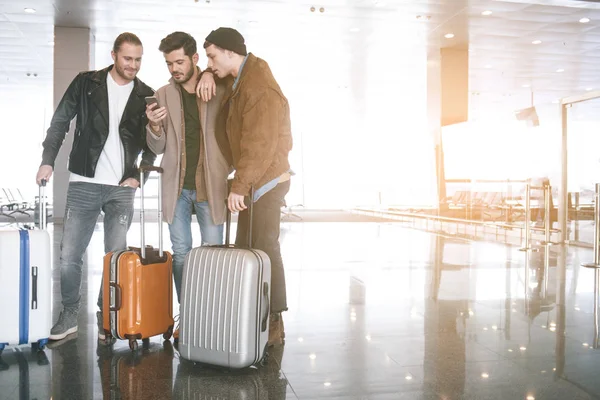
89, 64, 150, 96
230, 53, 257, 98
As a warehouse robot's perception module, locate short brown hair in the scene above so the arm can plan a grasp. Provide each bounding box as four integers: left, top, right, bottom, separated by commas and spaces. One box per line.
159, 32, 197, 57
113, 32, 143, 53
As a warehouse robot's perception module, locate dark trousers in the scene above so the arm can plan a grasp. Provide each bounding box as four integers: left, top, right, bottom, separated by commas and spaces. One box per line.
236, 180, 290, 313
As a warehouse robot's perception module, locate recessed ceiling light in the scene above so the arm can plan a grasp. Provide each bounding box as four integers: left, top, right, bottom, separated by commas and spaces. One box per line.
580, 17, 590, 23
552, 100, 559, 104
485, 64, 492, 69
556, 68, 565, 73
522, 84, 530, 88
444, 33, 455, 39
481, 373, 490, 378
532, 40, 542, 45
24, 8, 36, 13
586, 87, 593, 91
349, 27, 360, 32
482, 10, 493, 16
324, 382, 331, 387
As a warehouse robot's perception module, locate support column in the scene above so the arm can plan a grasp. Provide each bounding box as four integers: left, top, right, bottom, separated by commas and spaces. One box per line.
52, 27, 94, 223
559, 103, 568, 243
428, 47, 469, 211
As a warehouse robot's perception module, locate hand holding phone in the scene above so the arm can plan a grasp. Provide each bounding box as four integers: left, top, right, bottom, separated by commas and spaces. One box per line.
145, 96, 167, 129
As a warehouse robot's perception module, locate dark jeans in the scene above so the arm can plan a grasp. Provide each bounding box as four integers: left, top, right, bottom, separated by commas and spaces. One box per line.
58, 182, 135, 312
236, 180, 290, 313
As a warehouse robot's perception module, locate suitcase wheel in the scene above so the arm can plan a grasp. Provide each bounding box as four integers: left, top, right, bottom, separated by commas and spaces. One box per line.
129, 339, 138, 351
142, 338, 150, 349
163, 325, 173, 340
36, 350, 49, 366
34, 339, 49, 351
259, 350, 269, 366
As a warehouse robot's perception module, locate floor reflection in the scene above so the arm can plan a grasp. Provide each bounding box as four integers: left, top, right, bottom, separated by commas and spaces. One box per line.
1, 222, 600, 399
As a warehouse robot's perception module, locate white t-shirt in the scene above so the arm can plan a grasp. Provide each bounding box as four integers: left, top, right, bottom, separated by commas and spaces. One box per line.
71, 72, 134, 186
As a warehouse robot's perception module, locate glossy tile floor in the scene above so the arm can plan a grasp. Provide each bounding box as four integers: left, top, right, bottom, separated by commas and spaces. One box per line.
2, 219, 600, 399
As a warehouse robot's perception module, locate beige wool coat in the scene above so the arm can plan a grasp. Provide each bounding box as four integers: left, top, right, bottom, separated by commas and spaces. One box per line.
146, 77, 230, 225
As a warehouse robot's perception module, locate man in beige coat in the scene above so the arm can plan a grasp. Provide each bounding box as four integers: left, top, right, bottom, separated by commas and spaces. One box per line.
145, 32, 229, 341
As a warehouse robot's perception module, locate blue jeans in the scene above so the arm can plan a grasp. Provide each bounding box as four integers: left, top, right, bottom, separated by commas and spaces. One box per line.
169, 189, 224, 304
58, 182, 135, 312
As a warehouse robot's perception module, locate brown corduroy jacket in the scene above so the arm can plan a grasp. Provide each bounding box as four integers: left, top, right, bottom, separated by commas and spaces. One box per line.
218, 53, 293, 196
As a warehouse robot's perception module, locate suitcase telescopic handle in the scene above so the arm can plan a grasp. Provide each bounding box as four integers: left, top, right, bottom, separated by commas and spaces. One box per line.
224, 182, 254, 247
39, 179, 47, 230
138, 166, 164, 260
261, 282, 270, 332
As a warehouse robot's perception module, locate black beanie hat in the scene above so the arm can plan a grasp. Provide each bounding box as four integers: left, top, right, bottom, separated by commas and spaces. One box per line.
205, 27, 247, 56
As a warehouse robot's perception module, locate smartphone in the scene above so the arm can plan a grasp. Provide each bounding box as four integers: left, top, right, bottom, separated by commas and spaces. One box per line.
145, 96, 158, 106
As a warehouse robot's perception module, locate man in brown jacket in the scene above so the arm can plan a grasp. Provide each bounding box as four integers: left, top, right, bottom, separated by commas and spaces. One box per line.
202, 27, 293, 346
146, 32, 229, 341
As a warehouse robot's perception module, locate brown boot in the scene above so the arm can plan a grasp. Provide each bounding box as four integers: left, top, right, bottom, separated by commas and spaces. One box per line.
268, 313, 284, 347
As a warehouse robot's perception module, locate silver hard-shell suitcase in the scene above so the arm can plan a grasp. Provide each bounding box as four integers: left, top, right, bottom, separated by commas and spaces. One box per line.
179, 188, 271, 368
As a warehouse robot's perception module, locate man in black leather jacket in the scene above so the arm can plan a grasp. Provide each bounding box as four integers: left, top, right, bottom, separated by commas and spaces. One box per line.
35, 32, 156, 343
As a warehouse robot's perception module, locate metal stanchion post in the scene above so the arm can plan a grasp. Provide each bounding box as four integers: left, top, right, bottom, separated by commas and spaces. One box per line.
595, 269, 599, 349
541, 184, 553, 246
575, 192, 580, 242
583, 183, 600, 269
542, 242, 550, 299
520, 184, 533, 252
583, 183, 600, 348
506, 180, 511, 224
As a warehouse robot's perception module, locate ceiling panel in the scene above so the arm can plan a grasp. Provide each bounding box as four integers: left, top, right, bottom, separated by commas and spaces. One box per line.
1, 0, 600, 113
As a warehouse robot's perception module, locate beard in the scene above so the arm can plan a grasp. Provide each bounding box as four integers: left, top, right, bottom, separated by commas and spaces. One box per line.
172, 67, 194, 84
114, 59, 138, 82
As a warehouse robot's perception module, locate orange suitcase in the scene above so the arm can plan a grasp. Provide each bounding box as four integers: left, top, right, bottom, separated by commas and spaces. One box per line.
102, 166, 174, 350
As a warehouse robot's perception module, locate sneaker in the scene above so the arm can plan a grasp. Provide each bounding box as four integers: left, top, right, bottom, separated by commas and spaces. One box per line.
97, 311, 116, 346
49, 309, 78, 341
173, 314, 180, 343
97, 311, 106, 340
46, 332, 78, 350
268, 313, 284, 347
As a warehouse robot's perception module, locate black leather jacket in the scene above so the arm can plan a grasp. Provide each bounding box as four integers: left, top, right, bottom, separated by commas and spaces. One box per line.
41, 65, 156, 183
